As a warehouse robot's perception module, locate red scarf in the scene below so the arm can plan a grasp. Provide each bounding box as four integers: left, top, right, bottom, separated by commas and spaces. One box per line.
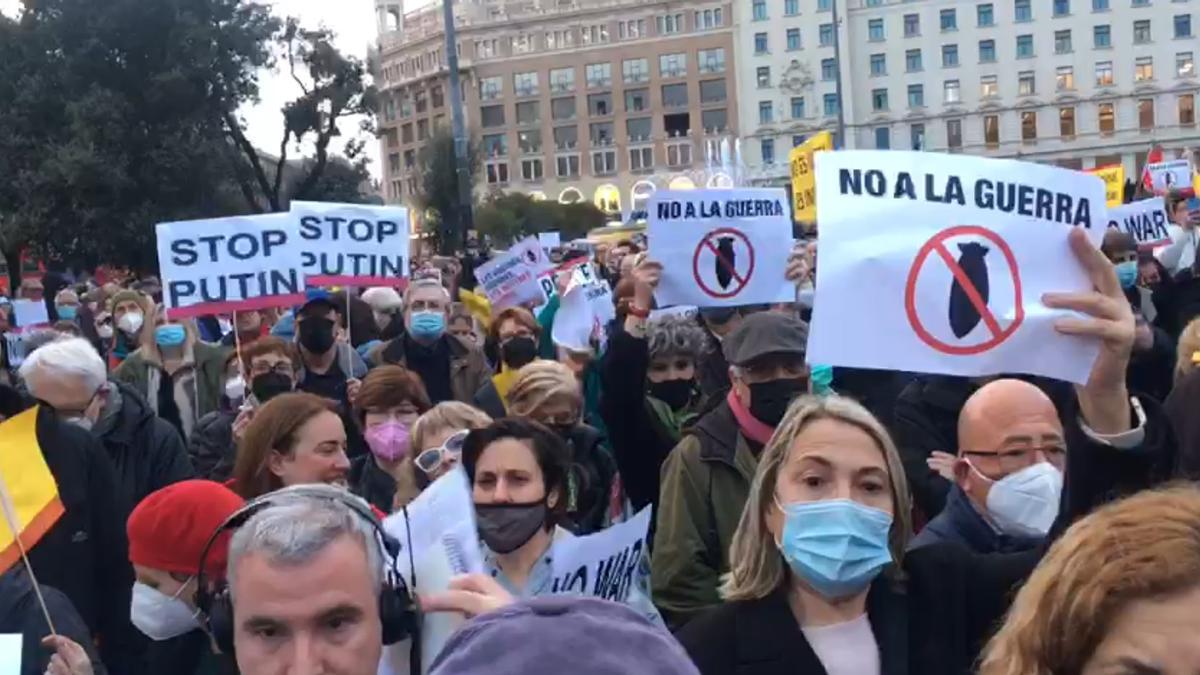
726, 389, 776, 446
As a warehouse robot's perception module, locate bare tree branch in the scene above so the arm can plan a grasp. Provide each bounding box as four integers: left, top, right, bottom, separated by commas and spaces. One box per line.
223, 111, 280, 211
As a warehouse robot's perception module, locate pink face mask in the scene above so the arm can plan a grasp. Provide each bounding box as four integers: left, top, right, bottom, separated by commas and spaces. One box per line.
365, 421, 411, 462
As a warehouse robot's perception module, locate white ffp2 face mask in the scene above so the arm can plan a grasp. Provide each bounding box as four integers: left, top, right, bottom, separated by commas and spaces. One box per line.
130, 581, 201, 641
117, 311, 144, 336
980, 461, 1063, 538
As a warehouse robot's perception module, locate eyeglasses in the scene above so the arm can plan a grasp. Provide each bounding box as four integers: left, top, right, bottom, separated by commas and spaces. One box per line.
415, 429, 470, 475
962, 446, 1065, 476
250, 363, 293, 377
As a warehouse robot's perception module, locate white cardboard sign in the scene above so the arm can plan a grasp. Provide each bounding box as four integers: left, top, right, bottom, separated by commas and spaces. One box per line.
538, 231, 561, 251
11, 300, 48, 329
0, 634, 19, 675
1146, 159, 1192, 194
548, 507, 652, 603
808, 150, 1106, 385
473, 237, 551, 310
550, 266, 613, 351
156, 213, 305, 319
648, 188, 794, 308
1107, 199, 1172, 248
291, 201, 411, 286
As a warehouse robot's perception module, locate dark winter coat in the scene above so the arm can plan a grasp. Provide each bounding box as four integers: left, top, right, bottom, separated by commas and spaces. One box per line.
188, 408, 238, 481
349, 453, 398, 514
679, 396, 1177, 674
29, 409, 140, 675
891, 376, 977, 519
0, 567, 106, 675
95, 381, 195, 508
909, 485, 1040, 554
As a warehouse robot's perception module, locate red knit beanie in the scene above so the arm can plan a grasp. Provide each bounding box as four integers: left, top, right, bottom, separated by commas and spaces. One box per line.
127, 480, 245, 578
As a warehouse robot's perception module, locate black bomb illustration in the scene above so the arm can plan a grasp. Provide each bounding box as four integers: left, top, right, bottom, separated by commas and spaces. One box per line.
948, 242, 990, 338
526, 249, 539, 264
715, 236, 737, 289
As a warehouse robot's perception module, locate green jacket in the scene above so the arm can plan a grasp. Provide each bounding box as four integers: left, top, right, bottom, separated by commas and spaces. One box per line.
113, 341, 229, 424
651, 400, 758, 629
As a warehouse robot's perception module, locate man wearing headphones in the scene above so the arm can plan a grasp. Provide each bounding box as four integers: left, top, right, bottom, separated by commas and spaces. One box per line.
210, 485, 413, 675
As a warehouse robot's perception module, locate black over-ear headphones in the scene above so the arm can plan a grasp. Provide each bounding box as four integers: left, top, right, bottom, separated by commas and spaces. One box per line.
194, 486, 420, 658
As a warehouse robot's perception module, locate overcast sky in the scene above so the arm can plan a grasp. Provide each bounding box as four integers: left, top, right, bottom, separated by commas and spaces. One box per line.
1, 0, 424, 179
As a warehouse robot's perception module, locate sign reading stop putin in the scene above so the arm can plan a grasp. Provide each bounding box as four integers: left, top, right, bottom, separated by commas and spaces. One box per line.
648, 188, 795, 309
807, 150, 1107, 385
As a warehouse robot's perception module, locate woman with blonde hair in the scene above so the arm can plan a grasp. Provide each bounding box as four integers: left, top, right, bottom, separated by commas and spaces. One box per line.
114, 303, 229, 439
677, 390, 1162, 675
1172, 317, 1200, 383
506, 359, 619, 533
980, 486, 1200, 675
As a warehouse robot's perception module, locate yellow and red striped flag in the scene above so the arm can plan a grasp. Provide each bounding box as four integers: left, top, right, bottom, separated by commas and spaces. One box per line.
0, 407, 65, 575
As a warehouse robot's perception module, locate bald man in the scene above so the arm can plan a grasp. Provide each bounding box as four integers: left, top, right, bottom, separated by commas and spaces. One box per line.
910, 379, 1066, 553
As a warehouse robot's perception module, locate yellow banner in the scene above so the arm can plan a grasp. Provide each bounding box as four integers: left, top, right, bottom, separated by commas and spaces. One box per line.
0, 407, 64, 575
790, 131, 834, 224
1087, 164, 1125, 208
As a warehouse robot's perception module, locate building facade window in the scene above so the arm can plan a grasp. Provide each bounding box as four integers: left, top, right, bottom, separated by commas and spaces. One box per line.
785, 0, 799, 15
699, 48, 725, 73
869, 18, 885, 41
588, 93, 613, 116
479, 76, 502, 100
659, 53, 687, 78
871, 53, 887, 76
514, 72, 539, 97
1094, 25, 1111, 47
667, 142, 692, 166
618, 19, 646, 40
629, 147, 654, 171
787, 28, 801, 51
1136, 56, 1154, 80
1022, 110, 1038, 140
875, 126, 890, 149
1096, 60, 1114, 85
695, 8, 724, 29
872, 88, 889, 110
1180, 94, 1196, 125
947, 118, 963, 148
627, 117, 651, 140
824, 93, 839, 115
552, 97, 576, 121
1098, 102, 1115, 134
911, 123, 926, 150
984, 114, 1000, 147
662, 83, 688, 108
1055, 29, 1072, 53
822, 58, 837, 80
591, 150, 617, 175
943, 44, 960, 66
1057, 65, 1075, 89
1015, 0, 1032, 21
1094, 0, 1109, 9
485, 161, 509, 185
979, 39, 996, 63
757, 66, 772, 88
906, 49, 923, 72
755, 32, 769, 54
1017, 34, 1034, 57
1019, 71, 1035, 94
1134, 19, 1151, 43
978, 3, 995, 26
981, 74, 998, 97
1060, 107, 1075, 138
585, 63, 612, 88
945, 79, 961, 102
904, 13, 920, 36
761, 138, 776, 164
623, 59, 649, 84
657, 13, 683, 34
1179, 52, 1195, 77
752, 0, 767, 21
480, 104, 505, 127
941, 8, 958, 30
700, 80, 726, 104
516, 101, 540, 125
550, 68, 575, 93
625, 88, 650, 112
482, 133, 508, 157
791, 96, 806, 118
518, 129, 541, 152
1138, 98, 1155, 130
819, 23, 834, 45
759, 101, 774, 123
701, 109, 727, 132
1176, 14, 1192, 38
1054, 0, 1070, 16
555, 155, 580, 177
908, 83, 925, 107
521, 158, 543, 182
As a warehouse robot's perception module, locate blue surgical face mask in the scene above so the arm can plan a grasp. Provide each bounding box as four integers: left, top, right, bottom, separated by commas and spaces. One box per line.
155, 324, 187, 347
409, 311, 446, 341
1115, 260, 1138, 289
56, 305, 78, 321
775, 498, 894, 599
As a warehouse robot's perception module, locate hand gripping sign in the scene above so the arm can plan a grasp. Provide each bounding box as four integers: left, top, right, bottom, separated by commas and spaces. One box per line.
648, 188, 795, 308
291, 201, 411, 287
807, 151, 1107, 385
157, 213, 305, 319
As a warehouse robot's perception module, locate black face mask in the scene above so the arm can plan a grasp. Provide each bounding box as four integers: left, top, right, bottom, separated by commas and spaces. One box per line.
500, 336, 538, 370
251, 372, 294, 404
297, 317, 336, 354
648, 378, 694, 411
475, 501, 548, 553
748, 378, 807, 427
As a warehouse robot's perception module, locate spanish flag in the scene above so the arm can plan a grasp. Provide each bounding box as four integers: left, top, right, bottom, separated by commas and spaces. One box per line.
0, 407, 65, 575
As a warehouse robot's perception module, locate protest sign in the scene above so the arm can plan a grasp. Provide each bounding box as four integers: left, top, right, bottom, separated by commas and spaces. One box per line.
1107, 199, 1172, 249
549, 507, 651, 603
648, 188, 794, 308
10, 300, 48, 329
1086, 164, 1125, 208
156, 213, 305, 319
474, 237, 551, 310
1146, 159, 1193, 194
649, 305, 698, 322
808, 151, 1106, 384
550, 264, 612, 351
790, 131, 833, 224
291, 201, 410, 287
381, 467, 484, 674
0, 634, 18, 675
538, 231, 561, 252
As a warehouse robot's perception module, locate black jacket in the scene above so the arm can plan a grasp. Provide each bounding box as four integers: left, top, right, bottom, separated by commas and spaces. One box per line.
0, 568, 106, 675
599, 329, 687, 512
472, 379, 506, 420
349, 453, 398, 514
909, 485, 1040, 554
29, 410, 140, 675
679, 396, 1176, 675
97, 381, 195, 508
188, 408, 237, 481
891, 376, 977, 519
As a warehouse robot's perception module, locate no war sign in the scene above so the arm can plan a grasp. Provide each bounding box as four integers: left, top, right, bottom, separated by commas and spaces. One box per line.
648, 188, 794, 308
157, 213, 305, 319
291, 201, 411, 286
807, 151, 1106, 385
549, 508, 651, 604
1107, 199, 1172, 249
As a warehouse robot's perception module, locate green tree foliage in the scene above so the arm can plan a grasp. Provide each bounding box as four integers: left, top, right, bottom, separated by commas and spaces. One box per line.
415, 127, 479, 254
287, 156, 379, 205
475, 192, 608, 246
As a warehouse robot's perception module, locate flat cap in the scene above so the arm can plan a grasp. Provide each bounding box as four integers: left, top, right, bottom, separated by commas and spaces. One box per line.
722, 311, 809, 366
